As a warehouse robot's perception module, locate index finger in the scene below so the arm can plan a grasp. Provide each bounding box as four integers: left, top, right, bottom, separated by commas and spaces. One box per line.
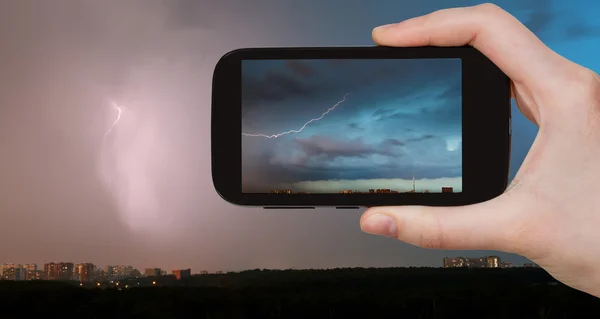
373, 3, 567, 88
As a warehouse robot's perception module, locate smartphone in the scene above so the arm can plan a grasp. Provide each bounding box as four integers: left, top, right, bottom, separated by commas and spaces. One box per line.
211, 46, 511, 208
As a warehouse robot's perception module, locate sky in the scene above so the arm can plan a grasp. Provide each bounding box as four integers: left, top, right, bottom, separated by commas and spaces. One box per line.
242, 59, 462, 193
0, 0, 599, 272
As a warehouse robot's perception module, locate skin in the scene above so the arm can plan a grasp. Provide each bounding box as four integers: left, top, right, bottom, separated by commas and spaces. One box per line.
360, 3, 600, 298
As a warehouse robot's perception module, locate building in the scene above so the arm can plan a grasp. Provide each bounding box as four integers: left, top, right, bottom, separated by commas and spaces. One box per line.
107, 265, 136, 279
145, 268, 161, 277
58, 262, 74, 280
500, 262, 513, 268
443, 257, 465, 268
464, 257, 487, 268
73, 264, 82, 281
271, 190, 292, 194
23, 264, 37, 280
44, 262, 58, 280
2, 264, 26, 280
486, 256, 500, 268
104, 265, 115, 279
172, 269, 191, 280
442, 187, 453, 193
33, 270, 44, 280
78, 263, 95, 282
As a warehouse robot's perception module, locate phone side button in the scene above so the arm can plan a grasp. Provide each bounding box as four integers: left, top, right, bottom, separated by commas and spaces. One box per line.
263, 207, 315, 209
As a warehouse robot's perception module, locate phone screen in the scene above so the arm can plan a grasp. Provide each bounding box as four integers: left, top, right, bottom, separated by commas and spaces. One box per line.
241, 58, 462, 194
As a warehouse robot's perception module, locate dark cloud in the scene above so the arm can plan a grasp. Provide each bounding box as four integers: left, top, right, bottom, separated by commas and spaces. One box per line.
381, 138, 405, 146
373, 108, 393, 117
285, 60, 315, 77
242, 70, 319, 103
294, 135, 400, 160
347, 123, 363, 130
407, 134, 435, 142
523, 10, 554, 35
519, 5, 600, 43
243, 58, 461, 113
565, 24, 600, 39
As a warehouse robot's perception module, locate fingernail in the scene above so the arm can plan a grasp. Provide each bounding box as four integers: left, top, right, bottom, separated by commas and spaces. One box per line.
361, 214, 397, 238
373, 23, 396, 33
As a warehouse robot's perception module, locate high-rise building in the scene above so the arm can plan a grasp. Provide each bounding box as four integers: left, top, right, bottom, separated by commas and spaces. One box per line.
79, 263, 95, 282
172, 269, 191, 280
486, 256, 500, 268
108, 265, 136, 279
2, 264, 26, 280
145, 268, 161, 277
104, 265, 115, 280
443, 257, 465, 268
442, 187, 453, 193
23, 264, 37, 280
44, 262, 58, 280
56, 262, 74, 280
73, 264, 82, 281
464, 257, 487, 268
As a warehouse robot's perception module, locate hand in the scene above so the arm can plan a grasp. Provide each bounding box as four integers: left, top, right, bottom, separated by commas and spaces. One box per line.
360, 3, 600, 298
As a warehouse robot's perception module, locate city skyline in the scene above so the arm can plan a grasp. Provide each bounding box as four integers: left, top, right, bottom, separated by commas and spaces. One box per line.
0, 254, 537, 282
1, 0, 599, 271
242, 58, 463, 193
0, 261, 193, 282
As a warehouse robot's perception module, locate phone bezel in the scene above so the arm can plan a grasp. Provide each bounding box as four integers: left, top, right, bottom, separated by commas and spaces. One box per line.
211, 46, 511, 207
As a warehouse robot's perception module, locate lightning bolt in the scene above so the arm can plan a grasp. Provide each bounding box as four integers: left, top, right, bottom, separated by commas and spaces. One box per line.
99, 102, 123, 193
242, 93, 351, 139
105, 102, 122, 136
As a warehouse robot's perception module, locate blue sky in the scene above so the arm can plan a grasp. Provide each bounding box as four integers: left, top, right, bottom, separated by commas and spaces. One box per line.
241, 58, 463, 193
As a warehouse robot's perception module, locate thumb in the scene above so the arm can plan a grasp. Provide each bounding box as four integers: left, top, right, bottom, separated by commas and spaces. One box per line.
360, 195, 519, 252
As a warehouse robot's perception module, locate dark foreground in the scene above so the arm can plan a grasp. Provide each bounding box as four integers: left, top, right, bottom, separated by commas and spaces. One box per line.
1, 267, 599, 318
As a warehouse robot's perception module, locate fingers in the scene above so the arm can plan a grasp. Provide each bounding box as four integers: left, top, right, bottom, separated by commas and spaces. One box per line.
360, 195, 520, 252
372, 3, 567, 88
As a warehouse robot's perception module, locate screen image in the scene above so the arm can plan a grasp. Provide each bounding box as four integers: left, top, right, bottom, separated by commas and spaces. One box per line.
241, 59, 462, 194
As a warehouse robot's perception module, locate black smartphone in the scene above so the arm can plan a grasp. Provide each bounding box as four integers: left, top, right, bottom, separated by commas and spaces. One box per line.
211, 46, 511, 208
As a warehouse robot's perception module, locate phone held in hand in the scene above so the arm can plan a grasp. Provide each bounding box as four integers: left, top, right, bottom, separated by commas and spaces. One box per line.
211, 46, 511, 208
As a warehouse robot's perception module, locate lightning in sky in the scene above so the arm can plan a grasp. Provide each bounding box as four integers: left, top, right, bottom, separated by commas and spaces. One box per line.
242, 93, 351, 139
99, 101, 123, 194
105, 102, 122, 136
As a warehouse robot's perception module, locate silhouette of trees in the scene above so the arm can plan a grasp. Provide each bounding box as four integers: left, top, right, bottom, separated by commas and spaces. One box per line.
0, 267, 599, 318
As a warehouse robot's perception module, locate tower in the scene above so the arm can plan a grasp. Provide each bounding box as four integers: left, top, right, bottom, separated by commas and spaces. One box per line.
412, 171, 415, 192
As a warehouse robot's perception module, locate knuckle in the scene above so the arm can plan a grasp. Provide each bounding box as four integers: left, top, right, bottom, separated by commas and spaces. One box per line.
472, 3, 503, 15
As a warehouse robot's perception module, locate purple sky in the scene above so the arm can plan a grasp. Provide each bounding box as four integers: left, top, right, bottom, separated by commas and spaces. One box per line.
1, 0, 598, 272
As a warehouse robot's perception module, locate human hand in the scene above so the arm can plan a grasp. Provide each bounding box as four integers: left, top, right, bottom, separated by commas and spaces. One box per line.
360, 3, 600, 298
